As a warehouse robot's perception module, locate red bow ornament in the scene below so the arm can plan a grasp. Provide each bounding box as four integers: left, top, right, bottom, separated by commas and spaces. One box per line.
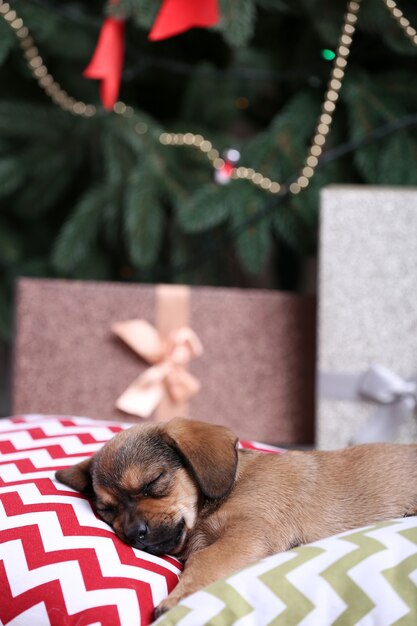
149, 0, 219, 41
84, 1, 219, 110
83, 17, 125, 111
113, 319, 203, 418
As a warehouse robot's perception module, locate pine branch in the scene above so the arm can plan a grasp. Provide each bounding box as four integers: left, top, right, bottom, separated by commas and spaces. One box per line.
102, 123, 136, 186
229, 181, 272, 274
0, 218, 22, 264
123, 164, 165, 268
111, 0, 161, 29
300, 0, 345, 46
13, 145, 84, 216
240, 91, 321, 182
178, 183, 231, 233
217, 0, 256, 47
0, 101, 74, 141
52, 186, 112, 273
181, 63, 238, 130
0, 19, 15, 65
380, 131, 417, 185
343, 72, 417, 183
69, 249, 113, 281
360, 0, 417, 56
0, 158, 25, 198
17, 1, 98, 61
256, 0, 292, 11
0, 284, 12, 341
155, 140, 210, 205
272, 206, 310, 254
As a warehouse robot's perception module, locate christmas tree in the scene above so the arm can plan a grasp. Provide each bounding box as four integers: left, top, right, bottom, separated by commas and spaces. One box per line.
1, 0, 417, 341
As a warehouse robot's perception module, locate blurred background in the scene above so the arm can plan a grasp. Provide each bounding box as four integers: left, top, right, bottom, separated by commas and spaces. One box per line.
1, 0, 417, 416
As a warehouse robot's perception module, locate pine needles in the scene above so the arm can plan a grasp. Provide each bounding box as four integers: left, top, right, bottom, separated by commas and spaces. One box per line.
1, 0, 417, 338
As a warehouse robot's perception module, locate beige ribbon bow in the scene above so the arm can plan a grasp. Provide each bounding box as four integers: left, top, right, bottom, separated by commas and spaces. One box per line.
112, 319, 203, 418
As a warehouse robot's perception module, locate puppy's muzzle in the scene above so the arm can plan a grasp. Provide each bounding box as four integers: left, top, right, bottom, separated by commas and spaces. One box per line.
123, 518, 186, 555
125, 521, 148, 545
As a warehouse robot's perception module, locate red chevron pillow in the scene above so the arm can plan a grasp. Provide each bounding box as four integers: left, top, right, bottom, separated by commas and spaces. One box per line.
0, 415, 282, 626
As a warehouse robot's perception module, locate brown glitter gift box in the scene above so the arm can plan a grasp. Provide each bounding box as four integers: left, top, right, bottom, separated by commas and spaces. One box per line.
12, 278, 316, 445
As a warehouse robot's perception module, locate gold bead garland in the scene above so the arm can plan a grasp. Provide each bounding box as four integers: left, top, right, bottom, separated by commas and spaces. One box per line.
1, 0, 416, 197
383, 0, 417, 44
288, 3, 358, 193
143, 0, 363, 196
0, 1, 97, 117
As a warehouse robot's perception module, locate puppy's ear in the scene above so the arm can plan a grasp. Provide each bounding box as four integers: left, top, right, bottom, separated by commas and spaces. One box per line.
162, 418, 238, 500
55, 458, 94, 495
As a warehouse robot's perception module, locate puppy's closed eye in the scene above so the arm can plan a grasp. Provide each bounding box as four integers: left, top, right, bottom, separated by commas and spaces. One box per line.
96, 504, 117, 514
95, 503, 118, 522
141, 472, 166, 497
127, 471, 168, 498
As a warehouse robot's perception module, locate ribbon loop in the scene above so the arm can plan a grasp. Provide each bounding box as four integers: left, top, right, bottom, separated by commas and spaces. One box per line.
113, 318, 203, 418
112, 319, 166, 363
166, 365, 201, 403
359, 364, 417, 405
169, 327, 203, 365
319, 364, 417, 444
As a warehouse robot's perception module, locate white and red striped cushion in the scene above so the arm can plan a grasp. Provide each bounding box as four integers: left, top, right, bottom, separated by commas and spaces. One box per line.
0, 415, 282, 626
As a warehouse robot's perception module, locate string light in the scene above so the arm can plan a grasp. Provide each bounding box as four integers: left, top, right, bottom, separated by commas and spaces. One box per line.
321, 49, 336, 61
1, 0, 416, 198
214, 149, 241, 184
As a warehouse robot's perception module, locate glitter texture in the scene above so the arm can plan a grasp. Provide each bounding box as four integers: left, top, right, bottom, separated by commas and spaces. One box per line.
13, 279, 316, 445
317, 185, 417, 449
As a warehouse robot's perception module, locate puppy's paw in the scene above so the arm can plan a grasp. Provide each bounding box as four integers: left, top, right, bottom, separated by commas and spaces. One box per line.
153, 596, 179, 621
153, 603, 168, 620
404, 503, 417, 517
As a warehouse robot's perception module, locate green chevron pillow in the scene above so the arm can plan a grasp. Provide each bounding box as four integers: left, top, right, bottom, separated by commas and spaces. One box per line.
155, 516, 417, 626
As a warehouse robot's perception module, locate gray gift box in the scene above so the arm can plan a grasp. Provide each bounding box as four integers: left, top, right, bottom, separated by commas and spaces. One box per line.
317, 185, 417, 449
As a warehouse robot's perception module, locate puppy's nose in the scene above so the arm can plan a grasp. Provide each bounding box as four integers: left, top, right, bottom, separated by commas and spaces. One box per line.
126, 521, 148, 544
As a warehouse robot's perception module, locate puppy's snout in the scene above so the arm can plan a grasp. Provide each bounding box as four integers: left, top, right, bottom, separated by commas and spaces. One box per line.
125, 521, 148, 544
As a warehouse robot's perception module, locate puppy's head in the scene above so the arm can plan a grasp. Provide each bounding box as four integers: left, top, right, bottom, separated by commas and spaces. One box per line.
55, 418, 238, 556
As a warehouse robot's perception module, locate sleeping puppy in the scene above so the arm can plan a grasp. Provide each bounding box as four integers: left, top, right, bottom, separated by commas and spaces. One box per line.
55, 418, 417, 618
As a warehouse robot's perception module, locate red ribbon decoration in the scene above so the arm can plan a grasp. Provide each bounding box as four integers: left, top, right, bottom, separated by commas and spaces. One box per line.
83, 17, 125, 111
149, 0, 219, 41
85, 1, 219, 109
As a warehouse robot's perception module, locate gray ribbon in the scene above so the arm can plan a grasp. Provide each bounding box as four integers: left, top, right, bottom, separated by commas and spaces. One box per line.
318, 364, 417, 444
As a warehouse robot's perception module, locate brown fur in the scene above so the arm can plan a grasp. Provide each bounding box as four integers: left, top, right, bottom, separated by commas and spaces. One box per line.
55, 418, 417, 618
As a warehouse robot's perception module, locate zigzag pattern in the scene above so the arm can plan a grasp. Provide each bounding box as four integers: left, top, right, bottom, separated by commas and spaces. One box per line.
381, 526, 417, 626
0, 415, 182, 626
0, 415, 277, 626
156, 518, 417, 626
